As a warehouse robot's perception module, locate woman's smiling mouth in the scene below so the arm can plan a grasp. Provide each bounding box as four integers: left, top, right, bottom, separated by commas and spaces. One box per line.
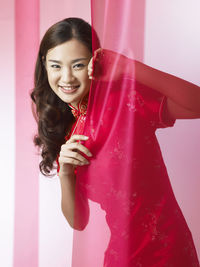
59, 85, 80, 94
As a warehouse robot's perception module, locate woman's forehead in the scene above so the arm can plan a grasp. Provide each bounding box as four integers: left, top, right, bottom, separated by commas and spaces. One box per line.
46, 39, 91, 61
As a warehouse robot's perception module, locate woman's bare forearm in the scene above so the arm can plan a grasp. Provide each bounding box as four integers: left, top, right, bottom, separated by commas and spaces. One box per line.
59, 170, 76, 228
59, 170, 89, 230
135, 60, 200, 114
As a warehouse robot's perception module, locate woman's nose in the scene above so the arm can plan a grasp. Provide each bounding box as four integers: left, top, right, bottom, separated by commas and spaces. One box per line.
60, 68, 75, 83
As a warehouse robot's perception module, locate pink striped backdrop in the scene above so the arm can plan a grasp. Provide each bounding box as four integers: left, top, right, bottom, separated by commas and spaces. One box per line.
0, 0, 199, 266
14, 1, 40, 266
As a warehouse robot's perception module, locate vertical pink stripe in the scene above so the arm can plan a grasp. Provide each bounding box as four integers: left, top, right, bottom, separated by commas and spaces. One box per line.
13, 0, 40, 266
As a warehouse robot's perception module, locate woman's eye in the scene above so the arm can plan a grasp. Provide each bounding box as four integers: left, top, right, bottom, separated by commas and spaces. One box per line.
51, 64, 60, 69
73, 63, 85, 69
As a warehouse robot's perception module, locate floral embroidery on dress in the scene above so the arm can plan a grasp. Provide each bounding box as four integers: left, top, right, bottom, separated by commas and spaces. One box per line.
68, 94, 88, 119
66, 93, 89, 138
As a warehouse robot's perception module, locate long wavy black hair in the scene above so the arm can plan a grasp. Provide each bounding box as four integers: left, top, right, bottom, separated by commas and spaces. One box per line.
31, 17, 93, 176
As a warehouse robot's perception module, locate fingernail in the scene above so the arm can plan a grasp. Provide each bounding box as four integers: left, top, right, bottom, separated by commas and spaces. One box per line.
88, 152, 92, 157
84, 136, 89, 139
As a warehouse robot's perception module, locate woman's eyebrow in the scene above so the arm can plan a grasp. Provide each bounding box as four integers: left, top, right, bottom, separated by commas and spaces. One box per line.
48, 58, 89, 64
71, 58, 89, 63
48, 60, 62, 63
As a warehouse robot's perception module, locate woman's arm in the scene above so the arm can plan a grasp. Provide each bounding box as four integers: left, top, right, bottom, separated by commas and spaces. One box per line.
135, 60, 200, 119
58, 135, 91, 230
59, 170, 89, 231
89, 49, 200, 119
59, 170, 76, 228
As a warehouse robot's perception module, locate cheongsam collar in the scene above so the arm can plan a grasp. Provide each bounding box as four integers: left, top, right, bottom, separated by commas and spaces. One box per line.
68, 93, 88, 119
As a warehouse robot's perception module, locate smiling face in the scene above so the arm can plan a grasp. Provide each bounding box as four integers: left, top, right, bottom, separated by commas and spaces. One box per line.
45, 39, 92, 108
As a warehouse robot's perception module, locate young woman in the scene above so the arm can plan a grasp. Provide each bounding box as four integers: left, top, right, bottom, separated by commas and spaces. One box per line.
31, 17, 200, 266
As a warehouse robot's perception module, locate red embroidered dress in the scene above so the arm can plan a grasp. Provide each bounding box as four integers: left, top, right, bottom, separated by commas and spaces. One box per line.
67, 80, 199, 266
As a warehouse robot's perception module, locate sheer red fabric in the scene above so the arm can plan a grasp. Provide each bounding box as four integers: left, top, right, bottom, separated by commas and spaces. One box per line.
69, 0, 200, 266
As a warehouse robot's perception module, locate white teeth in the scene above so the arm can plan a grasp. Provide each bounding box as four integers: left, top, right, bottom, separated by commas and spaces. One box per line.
60, 85, 78, 90
59, 85, 79, 91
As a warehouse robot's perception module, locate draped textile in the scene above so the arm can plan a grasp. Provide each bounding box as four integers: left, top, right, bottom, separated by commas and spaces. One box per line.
70, 0, 200, 266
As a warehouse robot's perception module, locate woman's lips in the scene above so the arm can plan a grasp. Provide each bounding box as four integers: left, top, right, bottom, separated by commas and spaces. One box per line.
59, 85, 80, 94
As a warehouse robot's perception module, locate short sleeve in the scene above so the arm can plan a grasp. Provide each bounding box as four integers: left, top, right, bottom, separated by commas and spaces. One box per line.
56, 155, 60, 173
135, 81, 176, 130
158, 95, 176, 128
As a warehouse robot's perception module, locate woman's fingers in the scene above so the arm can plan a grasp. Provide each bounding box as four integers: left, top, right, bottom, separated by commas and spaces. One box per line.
59, 134, 92, 167
88, 58, 94, 80
88, 48, 103, 80
64, 135, 92, 155
94, 48, 103, 59
62, 141, 92, 158
59, 156, 86, 166
67, 134, 89, 143
59, 150, 90, 165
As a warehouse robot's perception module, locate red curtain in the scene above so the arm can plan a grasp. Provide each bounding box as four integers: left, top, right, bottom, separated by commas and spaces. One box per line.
71, 0, 200, 266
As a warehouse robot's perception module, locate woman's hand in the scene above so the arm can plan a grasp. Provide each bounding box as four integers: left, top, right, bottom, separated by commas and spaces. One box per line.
88, 48, 133, 81
58, 134, 92, 176
88, 48, 103, 80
